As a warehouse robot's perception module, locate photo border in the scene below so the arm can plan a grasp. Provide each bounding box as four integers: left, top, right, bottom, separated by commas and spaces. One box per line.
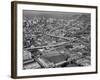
11, 1, 98, 79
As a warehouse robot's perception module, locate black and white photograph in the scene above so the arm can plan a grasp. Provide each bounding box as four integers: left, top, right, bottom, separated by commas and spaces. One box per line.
23, 10, 91, 69
11, 1, 97, 78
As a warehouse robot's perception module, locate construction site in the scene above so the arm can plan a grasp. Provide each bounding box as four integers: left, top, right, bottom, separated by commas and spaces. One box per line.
23, 10, 91, 69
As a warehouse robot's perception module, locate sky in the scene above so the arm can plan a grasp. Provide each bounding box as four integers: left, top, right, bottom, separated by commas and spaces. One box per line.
23, 10, 90, 20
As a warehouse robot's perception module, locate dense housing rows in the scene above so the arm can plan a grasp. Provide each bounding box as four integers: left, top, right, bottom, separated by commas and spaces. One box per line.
23, 13, 91, 69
